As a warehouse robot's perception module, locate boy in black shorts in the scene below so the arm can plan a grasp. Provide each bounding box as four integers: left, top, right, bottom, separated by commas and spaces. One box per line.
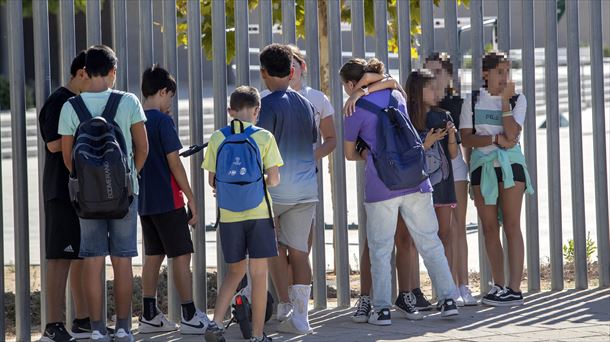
38, 51, 91, 342
137, 65, 220, 336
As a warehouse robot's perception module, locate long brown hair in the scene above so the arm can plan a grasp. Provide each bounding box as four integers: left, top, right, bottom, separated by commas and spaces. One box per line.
405, 69, 435, 131
339, 57, 385, 83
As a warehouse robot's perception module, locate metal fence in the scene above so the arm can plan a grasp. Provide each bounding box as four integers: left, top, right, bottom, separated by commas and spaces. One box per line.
3, 0, 610, 340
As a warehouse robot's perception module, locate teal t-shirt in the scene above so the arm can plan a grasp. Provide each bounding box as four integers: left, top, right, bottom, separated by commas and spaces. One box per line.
58, 89, 147, 195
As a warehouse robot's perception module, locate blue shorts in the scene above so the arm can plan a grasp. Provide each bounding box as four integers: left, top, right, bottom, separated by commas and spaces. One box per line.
219, 218, 278, 264
78, 196, 139, 258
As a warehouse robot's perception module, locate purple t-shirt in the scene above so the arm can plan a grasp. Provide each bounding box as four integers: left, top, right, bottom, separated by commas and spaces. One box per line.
344, 89, 433, 203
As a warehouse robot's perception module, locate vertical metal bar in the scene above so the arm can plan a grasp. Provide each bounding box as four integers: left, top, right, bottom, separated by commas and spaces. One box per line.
259, 0, 273, 90
328, 0, 350, 308
140, 0, 154, 95
86, 0, 102, 45
305, 0, 327, 309
235, 0, 250, 86
397, 0, 411, 82
58, 0, 76, 85
281, 0, 296, 44
212, 0, 229, 293
443, 0, 459, 89
470, 0, 490, 293
373, 0, 389, 67
589, 0, 610, 287
545, 0, 564, 291
351, 0, 368, 298
8, 0, 30, 339
33, 0, 51, 330
163, 0, 181, 321
566, 0, 587, 290
187, 0, 207, 310
521, 0, 540, 292
420, 0, 435, 60
112, 0, 128, 91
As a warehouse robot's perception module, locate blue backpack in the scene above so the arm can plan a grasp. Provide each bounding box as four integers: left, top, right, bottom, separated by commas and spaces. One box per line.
355, 93, 428, 190
215, 120, 272, 218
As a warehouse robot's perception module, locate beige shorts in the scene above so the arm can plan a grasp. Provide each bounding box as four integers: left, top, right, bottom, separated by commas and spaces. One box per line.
273, 202, 317, 253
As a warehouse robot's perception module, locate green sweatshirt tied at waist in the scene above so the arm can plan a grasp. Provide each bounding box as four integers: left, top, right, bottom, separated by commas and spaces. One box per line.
470, 145, 534, 205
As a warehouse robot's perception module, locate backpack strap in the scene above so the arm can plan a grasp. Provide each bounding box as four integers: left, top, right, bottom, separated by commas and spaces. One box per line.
230, 119, 245, 134
101, 91, 124, 123
471, 90, 480, 134
355, 98, 384, 115
69, 96, 93, 123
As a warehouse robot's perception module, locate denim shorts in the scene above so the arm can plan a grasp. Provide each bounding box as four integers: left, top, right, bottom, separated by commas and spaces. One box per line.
78, 196, 139, 258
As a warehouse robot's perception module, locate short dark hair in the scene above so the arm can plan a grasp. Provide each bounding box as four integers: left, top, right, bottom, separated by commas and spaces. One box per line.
230, 86, 260, 111
141, 64, 177, 98
70, 50, 87, 77
259, 44, 292, 78
425, 52, 453, 75
84, 45, 117, 78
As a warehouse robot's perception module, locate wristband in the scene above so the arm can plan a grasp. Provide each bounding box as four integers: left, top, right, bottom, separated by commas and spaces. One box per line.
361, 87, 369, 96
502, 111, 513, 117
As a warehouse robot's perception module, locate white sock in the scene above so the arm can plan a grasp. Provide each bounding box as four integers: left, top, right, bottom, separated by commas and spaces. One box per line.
289, 284, 311, 332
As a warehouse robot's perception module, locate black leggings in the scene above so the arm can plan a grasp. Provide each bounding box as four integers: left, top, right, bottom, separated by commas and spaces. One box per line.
470, 163, 526, 186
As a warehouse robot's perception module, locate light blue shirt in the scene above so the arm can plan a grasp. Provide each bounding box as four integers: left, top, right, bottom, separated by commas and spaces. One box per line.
58, 89, 147, 195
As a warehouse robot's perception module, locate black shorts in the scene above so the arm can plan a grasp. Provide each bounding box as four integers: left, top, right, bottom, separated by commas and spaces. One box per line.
219, 218, 278, 264
45, 199, 81, 259
140, 207, 194, 258
471, 163, 526, 186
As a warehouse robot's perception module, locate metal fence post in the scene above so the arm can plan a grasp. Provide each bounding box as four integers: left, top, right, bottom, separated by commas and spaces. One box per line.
305, 0, 327, 309
235, 0, 251, 86
443, 0, 459, 90
589, 0, 610, 287
420, 0, 434, 61
212, 0, 229, 293
259, 0, 273, 90
566, 0, 588, 290
139, 0, 154, 95
521, 0, 540, 292
281, 0, 296, 44
351, 0, 368, 299
111, 0, 128, 91
327, 0, 350, 308
58, 0, 76, 88
8, 0, 30, 339
162, 0, 182, 321
86, 0, 102, 45
187, 0, 207, 310
33, 0, 52, 330
545, 0, 564, 291
397, 0, 411, 78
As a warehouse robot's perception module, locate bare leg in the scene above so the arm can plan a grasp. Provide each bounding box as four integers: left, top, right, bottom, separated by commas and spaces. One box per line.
249, 258, 269, 338
269, 245, 290, 302
46, 259, 72, 323
142, 255, 164, 298
288, 247, 311, 285
472, 186, 504, 286
359, 242, 372, 295
213, 260, 247, 324
69, 260, 89, 320
111, 257, 133, 322
499, 182, 526, 292
395, 217, 417, 292
452, 181, 469, 286
171, 254, 194, 302
436, 206, 455, 278
82, 257, 105, 322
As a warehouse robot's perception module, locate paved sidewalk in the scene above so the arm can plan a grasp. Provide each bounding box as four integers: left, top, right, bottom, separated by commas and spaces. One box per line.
133, 288, 610, 342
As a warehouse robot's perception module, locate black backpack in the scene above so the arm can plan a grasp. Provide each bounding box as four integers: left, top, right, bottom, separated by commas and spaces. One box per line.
471, 90, 519, 134
67, 91, 133, 219
355, 93, 428, 190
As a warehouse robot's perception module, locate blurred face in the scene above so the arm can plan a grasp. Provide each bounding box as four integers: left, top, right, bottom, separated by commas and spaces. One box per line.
159, 89, 174, 114
73, 69, 91, 92
424, 60, 451, 101
342, 80, 356, 96
483, 60, 511, 95
422, 82, 437, 107
291, 58, 305, 81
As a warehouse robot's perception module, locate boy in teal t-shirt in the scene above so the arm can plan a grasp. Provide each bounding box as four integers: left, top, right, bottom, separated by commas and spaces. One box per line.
203, 86, 283, 342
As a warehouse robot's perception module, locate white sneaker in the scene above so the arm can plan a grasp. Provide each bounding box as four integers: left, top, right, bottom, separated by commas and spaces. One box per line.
113, 328, 134, 342
459, 285, 478, 306
276, 302, 294, 322
180, 310, 210, 335
138, 312, 179, 334
367, 308, 391, 326
456, 295, 465, 307
89, 330, 110, 342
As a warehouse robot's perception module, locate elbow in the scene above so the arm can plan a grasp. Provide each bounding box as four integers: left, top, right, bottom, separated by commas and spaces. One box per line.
267, 176, 280, 187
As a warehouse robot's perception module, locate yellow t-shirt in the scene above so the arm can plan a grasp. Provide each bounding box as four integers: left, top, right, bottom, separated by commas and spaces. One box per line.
202, 122, 283, 223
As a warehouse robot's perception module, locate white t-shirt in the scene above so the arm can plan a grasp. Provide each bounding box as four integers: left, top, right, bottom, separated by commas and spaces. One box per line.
261, 86, 334, 130
459, 87, 527, 154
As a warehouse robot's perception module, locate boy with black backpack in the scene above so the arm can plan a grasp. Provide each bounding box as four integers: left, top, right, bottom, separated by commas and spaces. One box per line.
203, 86, 282, 342
59, 45, 148, 342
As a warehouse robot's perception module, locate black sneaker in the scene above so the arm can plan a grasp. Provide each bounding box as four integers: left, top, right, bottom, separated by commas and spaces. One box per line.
204, 320, 226, 342
351, 295, 372, 323
440, 299, 459, 318
409, 288, 432, 311
71, 318, 91, 339
394, 292, 423, 320
41, 322, 76, 342
249, 333, 272, 342
486, 287, 524, 307
367, 308, 391, 326
481, 284, 507, 306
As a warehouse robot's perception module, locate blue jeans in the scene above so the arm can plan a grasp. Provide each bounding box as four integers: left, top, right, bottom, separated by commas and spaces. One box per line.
78, 196, 138, 258
364, 192, 457, 309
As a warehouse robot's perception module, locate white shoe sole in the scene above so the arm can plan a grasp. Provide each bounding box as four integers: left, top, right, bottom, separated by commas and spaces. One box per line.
462, 300, 479, 306
351, 314, 369, 323
277, 318, 313, 335
70, 331, 91, 339
367, 319, 392, 326
441, 309, 459, 318
138, 323, 178, 334
394, 306, 424, 321
481, 298, 524, 307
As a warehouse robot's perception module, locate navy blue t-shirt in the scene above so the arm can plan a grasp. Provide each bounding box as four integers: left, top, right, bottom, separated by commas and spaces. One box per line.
138, 109, 184, 216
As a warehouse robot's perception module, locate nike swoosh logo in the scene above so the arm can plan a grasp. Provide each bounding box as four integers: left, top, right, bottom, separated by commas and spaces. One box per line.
46, 332, 56, 339
140, 320, 164, 328
181, 321, 205, 329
